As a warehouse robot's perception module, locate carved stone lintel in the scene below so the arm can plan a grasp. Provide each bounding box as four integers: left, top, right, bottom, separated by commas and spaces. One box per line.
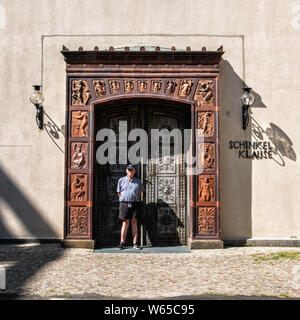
151, 80, 162, 93
138, 80, 147, 92
109, 80, 120, 94
93, 80, 106, 98
70, 174, 87, 201
71, 111, 88, 137
198, 175, 215, 202
198, 111, 214, 137
72, 80, 91, 105
124, 80, 134, 93
69, 206, 88, 235
71, 143, 88, 169
179, 80, 193, 97
198, 143, 215, 169
197, 207, 216, 235
194, 80, 215, 107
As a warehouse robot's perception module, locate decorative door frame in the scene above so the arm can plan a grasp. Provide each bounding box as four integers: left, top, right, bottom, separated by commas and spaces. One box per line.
61, 46, 224, 249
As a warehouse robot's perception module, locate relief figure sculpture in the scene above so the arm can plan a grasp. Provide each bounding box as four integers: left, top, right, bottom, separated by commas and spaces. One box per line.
124, 80, 134, 93
195, 80, 214, 107
151, 80, 162, 93
198, 176, 215, 202
71, 174, 86, 201
198, 112, 214, 137
179, 80, 193, 97
93, 80, 106, 98
72, 80, 91, 105
109, 80, 120, 94
72, 111, 88, 137
71, 143, 87, 169
165, 80, 176, 94
138, 80, 147, 92
199, 143, 215, 169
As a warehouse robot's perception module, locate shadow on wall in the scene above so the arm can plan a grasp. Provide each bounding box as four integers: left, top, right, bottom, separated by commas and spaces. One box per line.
251, 117, 297, 167
43, 110, 65, 153
219, 60, 297, 243
0, 166, 63, 296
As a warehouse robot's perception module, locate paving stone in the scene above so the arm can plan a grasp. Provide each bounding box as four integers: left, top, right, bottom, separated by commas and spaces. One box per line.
0, 244, 299, 298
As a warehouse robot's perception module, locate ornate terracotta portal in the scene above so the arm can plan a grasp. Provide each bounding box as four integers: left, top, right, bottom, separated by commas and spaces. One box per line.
61, 46, 224, 249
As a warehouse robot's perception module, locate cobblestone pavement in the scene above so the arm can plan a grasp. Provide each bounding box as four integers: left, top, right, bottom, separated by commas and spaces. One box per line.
0, 244, 300, 299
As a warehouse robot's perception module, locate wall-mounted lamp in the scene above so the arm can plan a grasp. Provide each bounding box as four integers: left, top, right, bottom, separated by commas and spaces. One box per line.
30, 85, 44, 130
241, 86, 255, 130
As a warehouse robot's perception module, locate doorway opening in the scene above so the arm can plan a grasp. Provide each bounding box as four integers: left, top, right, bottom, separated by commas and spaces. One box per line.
94, 99, 191, 248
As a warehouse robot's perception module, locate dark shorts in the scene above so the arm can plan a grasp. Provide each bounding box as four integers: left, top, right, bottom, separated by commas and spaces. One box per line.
118, 202, 140, 221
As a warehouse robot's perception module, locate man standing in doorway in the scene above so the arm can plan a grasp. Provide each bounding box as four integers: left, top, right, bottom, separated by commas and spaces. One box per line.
117, 164, 145, 250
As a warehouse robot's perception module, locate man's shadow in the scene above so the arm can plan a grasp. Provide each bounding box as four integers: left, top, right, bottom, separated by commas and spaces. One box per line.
139, 200, 184, 247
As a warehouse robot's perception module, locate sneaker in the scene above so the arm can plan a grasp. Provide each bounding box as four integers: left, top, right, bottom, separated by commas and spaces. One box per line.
118, 242, 125, 250
133, 243, 141, 250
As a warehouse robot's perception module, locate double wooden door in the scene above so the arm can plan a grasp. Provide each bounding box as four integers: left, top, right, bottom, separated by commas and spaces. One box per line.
95, 103, 188, 247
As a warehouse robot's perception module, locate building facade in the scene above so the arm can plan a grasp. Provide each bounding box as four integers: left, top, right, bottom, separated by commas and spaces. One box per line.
0, 0, 299, 248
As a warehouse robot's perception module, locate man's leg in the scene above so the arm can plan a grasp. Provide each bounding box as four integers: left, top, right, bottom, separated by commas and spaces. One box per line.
131, 218, 138, 244
120, 219, 129, 243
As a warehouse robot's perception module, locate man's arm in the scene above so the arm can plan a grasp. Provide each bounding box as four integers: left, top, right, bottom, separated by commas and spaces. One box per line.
117, 179, 121, 198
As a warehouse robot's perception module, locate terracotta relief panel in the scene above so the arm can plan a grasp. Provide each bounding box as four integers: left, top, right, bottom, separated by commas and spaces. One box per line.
198, 143, 215, 169
71, 111, 88, 137
178, 80, 193, 97
93, 80, 106, 98
151, 80, 162, 93
194, 80, 215, 107
71, 142, 88, 169
71, 80, 91, 105
165, 80, 177, 94
69, 206, 88, 235
198, 175, 215, 202
124, 80, 134, 93
198, 111, 214, 137
109, 80, 121, 95
70, 174, 87, 201
138, 80, 148, 92
197, 207, 216, 235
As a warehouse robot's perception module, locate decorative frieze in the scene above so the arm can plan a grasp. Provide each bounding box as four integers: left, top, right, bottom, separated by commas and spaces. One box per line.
165, 80, 177, 94
124, 80, 134, 93
72, 80, 91, 105
138, 80, 148, 92
197, 207, 216, 235
198, 111, 214, 137
179, 80, 193, 97
109, 80, 121, 95
93, 80, 106, 98
198, 175, 215, 202
198, 143, 215, 169
69, 206, 88, 235
71, 111, 88, 137
151, 80, 162, 93
71, 143, 88, 169
70, 174, 87, 201
194, 80, 215, 107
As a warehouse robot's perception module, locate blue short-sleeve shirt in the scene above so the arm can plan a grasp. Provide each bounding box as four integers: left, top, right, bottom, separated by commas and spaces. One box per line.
117, 176, 145, 202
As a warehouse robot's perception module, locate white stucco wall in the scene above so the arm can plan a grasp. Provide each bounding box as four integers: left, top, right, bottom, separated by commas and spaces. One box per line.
0, 0, 299, 240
